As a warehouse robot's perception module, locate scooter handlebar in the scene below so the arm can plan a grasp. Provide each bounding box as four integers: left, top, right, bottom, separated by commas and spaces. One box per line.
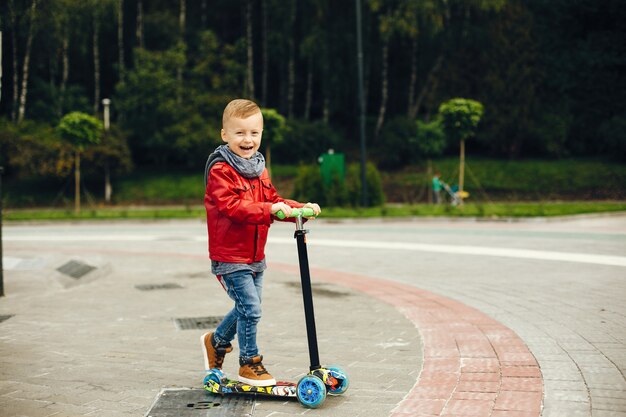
275, 207, 317, 220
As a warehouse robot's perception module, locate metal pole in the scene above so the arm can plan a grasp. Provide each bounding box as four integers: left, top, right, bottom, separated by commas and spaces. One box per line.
355, 0, 368, 207
294, 217, 321, 370
1, 31, 3, 104
102, 98, 112, 202
0, 166, 4, 297
102, 98, 111, 130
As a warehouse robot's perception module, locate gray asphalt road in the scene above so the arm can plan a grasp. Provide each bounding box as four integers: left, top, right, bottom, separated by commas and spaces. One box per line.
1, 213, 625, 416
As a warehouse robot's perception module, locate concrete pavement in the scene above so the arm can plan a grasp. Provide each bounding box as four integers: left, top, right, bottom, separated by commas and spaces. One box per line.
1, 213, 625, 416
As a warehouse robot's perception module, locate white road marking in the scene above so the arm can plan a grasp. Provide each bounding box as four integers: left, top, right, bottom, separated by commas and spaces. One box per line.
4, 234, 625, 267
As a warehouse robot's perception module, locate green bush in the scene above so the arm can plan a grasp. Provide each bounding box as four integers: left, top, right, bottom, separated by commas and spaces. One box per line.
292, 161, 385, 207
375, 116, 418, 169
599, 115, 626, 162
346, 162, 385, 207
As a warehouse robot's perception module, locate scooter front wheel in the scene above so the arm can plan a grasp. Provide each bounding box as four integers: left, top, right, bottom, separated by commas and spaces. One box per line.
297, 375, 327, 408
326, 366, 349, 395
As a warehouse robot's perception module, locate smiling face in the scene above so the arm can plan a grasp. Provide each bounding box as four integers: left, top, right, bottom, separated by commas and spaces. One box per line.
221, 111, 264, 159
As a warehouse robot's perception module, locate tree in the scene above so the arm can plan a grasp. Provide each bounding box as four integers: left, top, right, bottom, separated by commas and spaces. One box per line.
260, 108, 286, 176
16, 0, 38, 124
439, 98, 483, 203
57, 112, 102, 213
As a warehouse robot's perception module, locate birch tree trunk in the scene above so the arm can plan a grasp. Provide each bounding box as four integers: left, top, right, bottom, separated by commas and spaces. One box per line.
10, 1, 18, 122
117, 0, 125, 82
17, 0, 37, 124
245, 0, 255, 99
261, 0, 268, 105
93, 12, 100, 114
408, 54, 443, 119
136, 0, 144, 48
374, 40, 389, 140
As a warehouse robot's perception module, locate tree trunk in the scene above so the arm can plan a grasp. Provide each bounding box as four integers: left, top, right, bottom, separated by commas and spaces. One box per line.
407, 36, 418, 118
136, 0, 144, 48
304, 57, 313, 120
58, 29, 69, 117
104, 161, 112, 203
245, 0, 255, 99
287, 1, 296, 118
409, 54, 443, 119
0, 32, 2, 105
265, 144, 272, 178
93, 12, 100, 114
177, 0, 186, 104
374, 40, 389, 140
117, 0, 125, 82
459, 139, 465, 206
17, 0, 37, 124
10, 0, 18, 122
75, 150, 81, 214
261, 0, 268, 105
201, 0, 207, 28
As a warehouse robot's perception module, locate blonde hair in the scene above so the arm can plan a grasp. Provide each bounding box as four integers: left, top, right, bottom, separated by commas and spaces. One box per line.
222, 99, 262, 127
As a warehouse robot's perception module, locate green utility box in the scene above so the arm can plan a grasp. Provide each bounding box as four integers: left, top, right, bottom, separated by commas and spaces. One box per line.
319, 151, 345, 187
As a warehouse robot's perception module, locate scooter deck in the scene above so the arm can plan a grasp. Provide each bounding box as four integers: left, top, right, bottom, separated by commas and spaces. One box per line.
204, 375, 297, 398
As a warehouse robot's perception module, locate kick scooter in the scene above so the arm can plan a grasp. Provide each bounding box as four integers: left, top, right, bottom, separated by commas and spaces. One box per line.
203, 207, 349, 408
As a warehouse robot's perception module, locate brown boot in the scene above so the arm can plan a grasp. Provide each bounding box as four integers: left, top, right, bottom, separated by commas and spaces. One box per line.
201, 332, 232, 370
238, 355, 276, 386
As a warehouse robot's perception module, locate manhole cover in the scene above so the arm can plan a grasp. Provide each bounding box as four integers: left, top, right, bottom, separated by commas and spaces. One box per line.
0, 315, 14, 324
146, 388, 253, 417
136, 283, 184, 291
56, 260, 96, 279
174, 316, 224, 330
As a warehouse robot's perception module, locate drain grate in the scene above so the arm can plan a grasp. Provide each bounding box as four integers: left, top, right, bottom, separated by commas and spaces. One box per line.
56, 260, 96, 279
0, 315, 14, 324
146, 388, 253, 417
136, 283, 184, 291
174, 316, 224, 330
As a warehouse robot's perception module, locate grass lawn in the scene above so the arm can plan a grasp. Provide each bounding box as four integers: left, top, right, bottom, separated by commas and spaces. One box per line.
4, 201, 625, 222
2, 158, 624, 221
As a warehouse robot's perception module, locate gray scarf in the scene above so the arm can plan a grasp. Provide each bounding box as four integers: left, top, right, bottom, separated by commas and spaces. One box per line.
204, 144, 266, 185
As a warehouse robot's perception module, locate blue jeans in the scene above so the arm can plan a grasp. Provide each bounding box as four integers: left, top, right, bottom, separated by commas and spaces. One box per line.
213, 270, 264, 360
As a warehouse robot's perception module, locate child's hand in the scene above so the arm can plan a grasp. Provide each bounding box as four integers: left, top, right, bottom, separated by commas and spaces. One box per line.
271, 202, 293, 217
303, 202, 321, 218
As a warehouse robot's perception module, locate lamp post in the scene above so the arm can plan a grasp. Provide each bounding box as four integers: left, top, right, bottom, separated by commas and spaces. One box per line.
102, 98, 112, 203
0, 166, 4, 297
355, 0, 368, 207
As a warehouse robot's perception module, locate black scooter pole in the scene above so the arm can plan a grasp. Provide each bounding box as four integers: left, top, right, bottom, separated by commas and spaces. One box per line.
294, 215, 321, 371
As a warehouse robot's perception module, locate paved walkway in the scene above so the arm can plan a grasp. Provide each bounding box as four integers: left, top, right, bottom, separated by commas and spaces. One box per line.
1, 214, 625, 416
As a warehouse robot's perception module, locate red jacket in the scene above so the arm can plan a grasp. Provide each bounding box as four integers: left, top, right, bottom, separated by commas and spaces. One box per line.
205, 162, 303, 263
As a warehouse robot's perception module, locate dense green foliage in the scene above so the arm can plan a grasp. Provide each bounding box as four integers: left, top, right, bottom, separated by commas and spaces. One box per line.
2, 0, 625, 167
439, 99, 484, 144
57, 112, 102, 150
3, 159, 623, 208
293, 162, 384, 208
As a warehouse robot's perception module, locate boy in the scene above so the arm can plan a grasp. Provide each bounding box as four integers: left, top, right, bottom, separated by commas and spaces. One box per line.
201, 99, 321, 387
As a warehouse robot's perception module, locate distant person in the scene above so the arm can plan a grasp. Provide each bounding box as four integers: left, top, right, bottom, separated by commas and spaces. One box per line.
432, 172, 443, 204
201, 99, 321, 386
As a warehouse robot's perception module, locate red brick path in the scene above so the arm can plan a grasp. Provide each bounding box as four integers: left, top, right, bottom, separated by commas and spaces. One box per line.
273, 263, 543, 417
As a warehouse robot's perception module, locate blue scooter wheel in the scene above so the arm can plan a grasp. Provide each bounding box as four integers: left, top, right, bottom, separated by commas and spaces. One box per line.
203, 368, 224, 392
297, 375, 327, 408
327, 366, 349, 395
